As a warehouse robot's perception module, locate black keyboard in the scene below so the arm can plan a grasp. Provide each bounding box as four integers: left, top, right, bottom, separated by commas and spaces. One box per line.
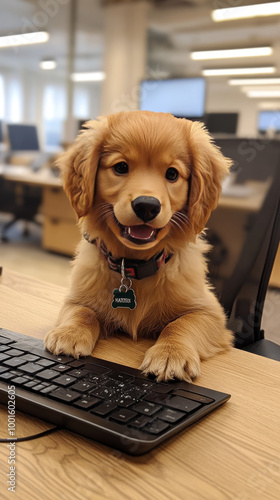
0, 328, 230, 455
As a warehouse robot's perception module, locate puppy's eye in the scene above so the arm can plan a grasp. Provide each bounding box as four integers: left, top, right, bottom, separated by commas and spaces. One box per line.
113, 162, 129, 175
165, 167, 179, 182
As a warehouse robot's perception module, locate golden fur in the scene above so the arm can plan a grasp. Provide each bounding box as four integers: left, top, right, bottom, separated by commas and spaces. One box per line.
44, 111, 233, 381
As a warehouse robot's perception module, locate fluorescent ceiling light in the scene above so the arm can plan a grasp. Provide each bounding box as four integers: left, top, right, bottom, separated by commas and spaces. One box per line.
258, 102, 280, 109
229, 78, 280, 85
40, 60, 56, 70
0, 31, 49, 48
71, 72, 105, 82
191, 47, 272, 60
212, 2, 280, 22
240, 85, 280, 93
246, 90, 280, 98
203, 67, 275, 76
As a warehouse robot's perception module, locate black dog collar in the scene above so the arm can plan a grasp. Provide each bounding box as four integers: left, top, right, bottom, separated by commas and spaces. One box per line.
83, 233, 173, 280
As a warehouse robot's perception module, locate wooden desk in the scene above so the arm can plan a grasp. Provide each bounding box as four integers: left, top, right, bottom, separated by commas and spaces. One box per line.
0, 164, 61, 188
0, 164, 80, 255
0, 271, 280, 500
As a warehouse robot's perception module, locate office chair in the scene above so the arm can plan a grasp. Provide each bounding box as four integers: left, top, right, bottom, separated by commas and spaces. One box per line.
0, 123, 42, 242
0, 180, 42, 242
206, 138, 280, 361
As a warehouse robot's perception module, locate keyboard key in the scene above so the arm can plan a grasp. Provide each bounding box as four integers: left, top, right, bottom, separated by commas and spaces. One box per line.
52, 375, 77, 387
37, 369, 62, 381
18, 354, 40, 363
3, 357, 27, 368
91, 387, 115, 399
143, 419, 169, 435
91, 401, 118, 417
52, 364, 70, 373
68, 360, 85, 368
0, 366, 8, 374
20, 363, 44, 374
71, 380, 97, 393
166, 396, 201, 413
40, 384, 59, 395
85, 373, 108, 384
109, 372, 135, 384
4, 348, 25, 357
32, 383, 48, 392
143, 392, 168, 404
0, 345, 9, 352
157, 408, 186, 424
102, 379, 126, 390
125, 387, 146, 400
10, 370, 22, 376
52, 355, 74, 364
112, 393, 135, 408
36, 358, 55, 367
73, 396, 101, 410
133, 379, 155, 391
24, 379, 41, 388
172, 390, 215, 405
110, 409, 138, 424
132, 401, 162, 416
0, 336, 13, 344
67, 369, 89, 379
0, 353, 11, 362
152, 384, 173, 394
11, 376, 30, 385
84, 362, 110, 374
129, 415, 152, 429
0, 372, 14, 380
50, 388, 81, 403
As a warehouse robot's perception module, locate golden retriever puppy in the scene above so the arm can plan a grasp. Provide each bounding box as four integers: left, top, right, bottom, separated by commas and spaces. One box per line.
44, 111, 233, 381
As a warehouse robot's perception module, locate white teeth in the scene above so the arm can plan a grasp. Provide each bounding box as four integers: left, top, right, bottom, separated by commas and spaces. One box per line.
141, 230, 155, 240
127, 227, 131, 235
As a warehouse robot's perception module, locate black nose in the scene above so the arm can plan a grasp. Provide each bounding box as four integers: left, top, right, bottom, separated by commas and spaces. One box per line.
131, 196, 161, 223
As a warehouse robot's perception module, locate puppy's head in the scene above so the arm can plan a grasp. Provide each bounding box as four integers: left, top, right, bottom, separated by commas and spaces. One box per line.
59, 111, 231, 254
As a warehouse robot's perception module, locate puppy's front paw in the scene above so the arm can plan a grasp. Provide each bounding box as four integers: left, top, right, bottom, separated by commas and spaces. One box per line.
140, 342, 200, 382
44, 326, 97, 358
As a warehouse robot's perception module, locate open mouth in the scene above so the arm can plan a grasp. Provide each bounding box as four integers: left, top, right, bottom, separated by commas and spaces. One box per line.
114, 217, 161, 245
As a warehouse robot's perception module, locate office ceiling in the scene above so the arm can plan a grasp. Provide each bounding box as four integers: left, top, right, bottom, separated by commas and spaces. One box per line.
0, 0, 279, 80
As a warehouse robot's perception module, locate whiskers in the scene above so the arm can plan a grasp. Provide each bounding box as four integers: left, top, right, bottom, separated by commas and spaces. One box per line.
94, 202, 114, 226
170, 211, 189, 234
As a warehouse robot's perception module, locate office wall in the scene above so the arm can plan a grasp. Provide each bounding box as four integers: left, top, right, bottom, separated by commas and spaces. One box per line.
206, 80, 260, 137
0, 68, 102, 147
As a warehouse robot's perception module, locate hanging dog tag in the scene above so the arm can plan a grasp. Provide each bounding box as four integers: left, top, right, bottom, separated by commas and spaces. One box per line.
111, 286, 137, 310
111, 259, 137, 310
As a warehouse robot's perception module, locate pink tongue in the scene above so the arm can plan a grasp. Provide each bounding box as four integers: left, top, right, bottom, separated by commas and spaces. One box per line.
128, 225, 155, 240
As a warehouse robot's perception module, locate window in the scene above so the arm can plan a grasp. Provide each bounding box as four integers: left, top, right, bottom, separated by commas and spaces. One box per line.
43, 83, 67, 148
0, 75, 4, 119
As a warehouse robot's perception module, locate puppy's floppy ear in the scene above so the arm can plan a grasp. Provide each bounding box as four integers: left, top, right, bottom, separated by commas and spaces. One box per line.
187, 121, 232, 234
57, 117, 107, 218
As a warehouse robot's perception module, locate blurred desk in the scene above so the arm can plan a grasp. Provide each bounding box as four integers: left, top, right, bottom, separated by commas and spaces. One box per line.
0, 270, 280, 500
0, 164, 61, 188
0, 164, 80, 255
220, 179, 272, 211
211, 178, 280, 287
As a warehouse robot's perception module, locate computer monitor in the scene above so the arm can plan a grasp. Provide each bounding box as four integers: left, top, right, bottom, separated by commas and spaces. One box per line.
139, 77, 206, 118
206, 113, 238, 135
258, 111, 280, 134
7, 124, 40, 151
214, 137, 280, 184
